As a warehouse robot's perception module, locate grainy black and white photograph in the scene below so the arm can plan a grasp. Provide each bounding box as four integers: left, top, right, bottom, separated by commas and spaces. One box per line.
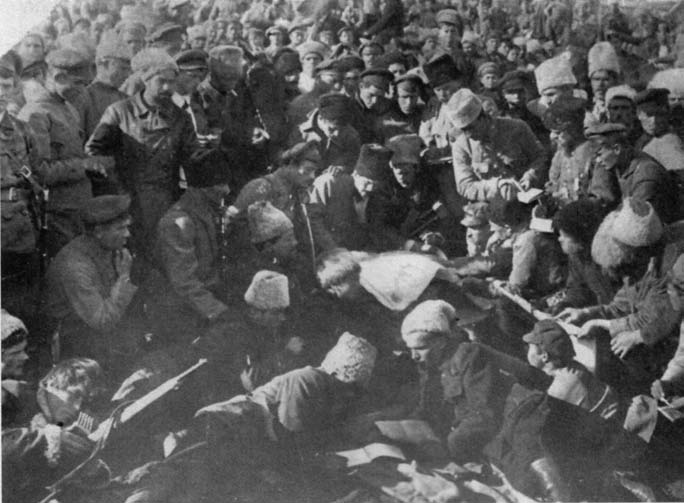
1, 0, 684, 501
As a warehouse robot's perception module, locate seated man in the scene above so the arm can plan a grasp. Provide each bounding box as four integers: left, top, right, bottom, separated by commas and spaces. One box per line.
368, 134, 448, 253
450, 89, 548, 202
2, 311, 32, 428
46, 196, 139, 374
489, 198, 567, 300
196, 333, 377, 485
550, 199, 615, 314
3, 358, 100, 503
558, 198, 680, 396
524, 319, 618, 417
400, 300, 511, 462
151, 156, 233, 347
309, 143, 392, 251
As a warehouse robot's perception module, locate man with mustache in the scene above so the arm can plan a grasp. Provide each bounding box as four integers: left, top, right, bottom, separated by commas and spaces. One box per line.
86, 48, 202, 259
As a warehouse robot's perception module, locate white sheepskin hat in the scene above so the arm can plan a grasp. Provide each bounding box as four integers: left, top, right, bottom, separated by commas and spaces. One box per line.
534, 54, 577, 93
401, 300, 457, 347
244, 270, 290, 310
588, 41, 620, 77
320, 332, 377, 387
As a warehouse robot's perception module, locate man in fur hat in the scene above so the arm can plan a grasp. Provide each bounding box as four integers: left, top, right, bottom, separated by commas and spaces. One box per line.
399, 300, 510, 462
586, 42, 621, 124
233, 141, 334, 255
197, 332, 377, 486
557, 198, 680, 396
86, 48, 203, 258
527, 55, 577, 120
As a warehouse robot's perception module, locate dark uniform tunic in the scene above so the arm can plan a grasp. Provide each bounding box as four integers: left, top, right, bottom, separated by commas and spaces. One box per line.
86, 91, 199, 255
18, 86, 102, 256
46, 234, 138, 369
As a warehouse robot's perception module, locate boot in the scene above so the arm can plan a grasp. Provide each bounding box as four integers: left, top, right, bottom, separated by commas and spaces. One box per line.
530, 457, 573, 501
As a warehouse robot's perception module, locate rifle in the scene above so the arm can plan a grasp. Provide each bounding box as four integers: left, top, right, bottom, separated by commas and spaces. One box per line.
37, 359, 207, 503
490, 281, 596, 373
19, 165, 49, 275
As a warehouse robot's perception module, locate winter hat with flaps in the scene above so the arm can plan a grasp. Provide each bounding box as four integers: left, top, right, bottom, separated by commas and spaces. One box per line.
401, 300, 457, 347
320, 332, 377, 387
591, 198, 663, 269
353, 143, 392, 181
244, 270, 290, 310
247, 201, 294, 244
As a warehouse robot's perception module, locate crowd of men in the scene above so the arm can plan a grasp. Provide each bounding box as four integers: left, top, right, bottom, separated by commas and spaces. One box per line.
2, 0, 684, 501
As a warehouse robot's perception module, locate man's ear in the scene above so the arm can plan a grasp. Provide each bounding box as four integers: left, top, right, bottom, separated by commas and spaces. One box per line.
540, 351, 549, 364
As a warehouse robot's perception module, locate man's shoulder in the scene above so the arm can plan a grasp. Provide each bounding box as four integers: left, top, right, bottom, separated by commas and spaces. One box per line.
50, 235, 100, 270
633, 151, 668, 173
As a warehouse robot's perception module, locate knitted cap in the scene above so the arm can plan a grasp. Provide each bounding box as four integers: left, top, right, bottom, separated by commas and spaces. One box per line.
320, 332, 377, 387
1, 310, 27, 348
610, 198, 663, 247
247, 201, 294, 244
588, 41, 620, 77
401, 300, 458, 347
244, 270, 290, 310
534, 54, 577, 93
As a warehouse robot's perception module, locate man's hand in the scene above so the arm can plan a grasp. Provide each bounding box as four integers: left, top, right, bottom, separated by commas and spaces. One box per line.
497, 178, 519, 201
114, 248, 133, 279
488, 279, 507, 297
650, 379, 674, 400
610, 330, 643, 359
85, 159, 109, 177
577, 318, 610, 338
518, 170, 535, 191
555, 307, 589, 325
